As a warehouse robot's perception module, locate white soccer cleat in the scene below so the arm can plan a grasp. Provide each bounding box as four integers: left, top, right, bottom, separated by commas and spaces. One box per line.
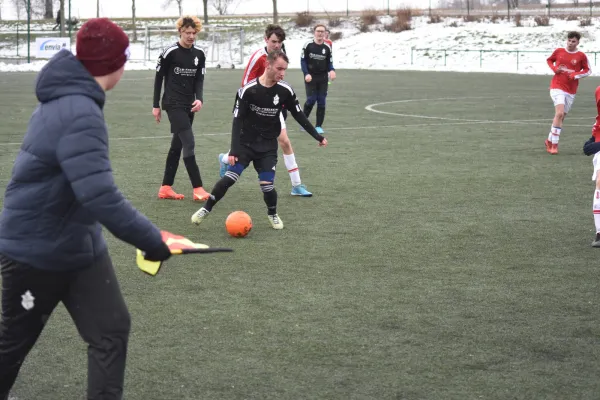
191, 207, 210, 225
267, 214, 284, 230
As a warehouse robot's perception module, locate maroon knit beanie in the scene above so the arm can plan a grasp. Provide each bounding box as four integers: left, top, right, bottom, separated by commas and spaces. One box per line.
76, 18, 130, 77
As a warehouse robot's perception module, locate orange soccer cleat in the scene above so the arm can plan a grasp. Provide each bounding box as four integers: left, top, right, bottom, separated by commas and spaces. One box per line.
545, 139, 552, 154
193, 187, 211, 202
158, 185, 185, 200
550, 143, 559, 155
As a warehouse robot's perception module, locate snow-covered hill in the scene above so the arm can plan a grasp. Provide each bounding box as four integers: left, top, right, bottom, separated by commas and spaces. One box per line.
1, 14, 599, 76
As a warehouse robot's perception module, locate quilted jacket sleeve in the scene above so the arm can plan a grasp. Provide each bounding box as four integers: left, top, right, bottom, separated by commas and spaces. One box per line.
55, 107, 164, 253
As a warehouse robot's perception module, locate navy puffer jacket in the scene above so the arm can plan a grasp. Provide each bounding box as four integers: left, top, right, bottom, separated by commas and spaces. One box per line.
0, 49, 164, 271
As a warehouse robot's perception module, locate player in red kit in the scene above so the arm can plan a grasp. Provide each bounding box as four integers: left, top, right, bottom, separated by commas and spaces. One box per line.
546, 31, 591, 154
582, 87, 600, 246
324, 29, 333, 48
217, 24, 314, 197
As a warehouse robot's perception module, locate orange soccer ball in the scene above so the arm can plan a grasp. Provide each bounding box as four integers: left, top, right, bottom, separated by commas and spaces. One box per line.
225, 211, 253, 238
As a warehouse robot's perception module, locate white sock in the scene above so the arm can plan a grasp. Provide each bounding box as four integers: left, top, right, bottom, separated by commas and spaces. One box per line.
551, 126, 561, 145
593, 189, 600, 233
283, 153, 301, 187
221, 152, 229, 164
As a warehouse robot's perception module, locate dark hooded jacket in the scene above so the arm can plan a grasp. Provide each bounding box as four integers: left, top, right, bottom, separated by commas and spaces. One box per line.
0, 49, 164, 271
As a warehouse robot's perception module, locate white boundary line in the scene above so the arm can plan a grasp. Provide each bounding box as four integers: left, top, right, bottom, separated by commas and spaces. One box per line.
364, 96, 594, 126
1, 97, 594, 147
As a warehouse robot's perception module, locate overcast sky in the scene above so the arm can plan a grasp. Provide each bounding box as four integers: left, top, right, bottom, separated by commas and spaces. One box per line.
1, 0, 439, 19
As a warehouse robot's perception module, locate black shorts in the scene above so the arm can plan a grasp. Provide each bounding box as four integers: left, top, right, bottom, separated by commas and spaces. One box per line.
166, 108, 194, 134
305, 77, 328, 98
236, 146, 278, 175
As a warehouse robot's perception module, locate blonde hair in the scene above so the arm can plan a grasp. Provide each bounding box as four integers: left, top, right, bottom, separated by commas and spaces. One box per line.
176, 15, 202, 33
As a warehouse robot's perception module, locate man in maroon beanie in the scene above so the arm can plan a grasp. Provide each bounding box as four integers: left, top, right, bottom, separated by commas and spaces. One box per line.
0, 18, 171, 400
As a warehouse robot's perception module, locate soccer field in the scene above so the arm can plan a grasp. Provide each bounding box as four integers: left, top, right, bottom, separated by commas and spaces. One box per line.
1, 69, 600, 399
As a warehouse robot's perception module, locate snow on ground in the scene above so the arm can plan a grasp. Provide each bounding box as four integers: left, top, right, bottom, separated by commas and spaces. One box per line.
1, 15, 599, 75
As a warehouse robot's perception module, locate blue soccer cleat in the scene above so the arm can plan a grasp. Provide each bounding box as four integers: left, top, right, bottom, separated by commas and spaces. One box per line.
291, 184, 313, 197
218, 153, 228, 178
315, 127, 324, 134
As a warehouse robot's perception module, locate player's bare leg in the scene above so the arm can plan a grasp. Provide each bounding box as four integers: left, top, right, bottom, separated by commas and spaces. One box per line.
547, 104, 565, 155
279, 130, 312, 197
592, 168, 600, 247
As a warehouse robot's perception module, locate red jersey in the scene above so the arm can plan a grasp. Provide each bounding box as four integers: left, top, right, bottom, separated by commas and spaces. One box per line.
547, 48, 591, 95
324, 39, 333, 48
241, 47, 268, 87
593, 86, 600, 141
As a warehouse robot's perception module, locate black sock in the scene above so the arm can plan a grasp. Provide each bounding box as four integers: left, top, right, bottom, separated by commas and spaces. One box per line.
161, 148, 181, 186
261, 185, 277, 215
316, 106, 326, 127
183, 155, 202, 188
205, 175, 236, 211
303, 103, 314, 118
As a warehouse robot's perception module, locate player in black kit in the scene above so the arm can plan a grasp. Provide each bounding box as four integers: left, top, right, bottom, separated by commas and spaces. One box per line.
301, 24, 336, 134
191, 50, 328, 230
153, 15, 211, 202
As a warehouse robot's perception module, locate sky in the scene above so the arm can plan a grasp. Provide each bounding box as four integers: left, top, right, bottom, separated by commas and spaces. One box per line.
1, 0, 437, 20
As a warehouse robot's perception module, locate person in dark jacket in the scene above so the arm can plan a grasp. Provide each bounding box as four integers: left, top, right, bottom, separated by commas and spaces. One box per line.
0, 18, 172, 400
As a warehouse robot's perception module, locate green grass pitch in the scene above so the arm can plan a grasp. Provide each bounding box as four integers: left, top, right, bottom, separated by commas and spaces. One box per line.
1, 68, 600, 399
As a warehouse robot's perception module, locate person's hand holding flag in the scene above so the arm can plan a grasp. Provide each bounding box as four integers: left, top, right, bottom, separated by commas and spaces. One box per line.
137, 231, 233, 276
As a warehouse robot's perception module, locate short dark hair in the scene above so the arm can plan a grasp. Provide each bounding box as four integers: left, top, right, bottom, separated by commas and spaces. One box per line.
267, 49, 289, 64
568, 31, 581, 40
314, 24, 327, 32
265, 24, 286, 42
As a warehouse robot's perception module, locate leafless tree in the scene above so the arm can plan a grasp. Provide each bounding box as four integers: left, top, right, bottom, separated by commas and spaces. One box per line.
273, 0, 278, 23
202, 0, 208, 23
211, 0, 237, 15
163, 0, 183, 16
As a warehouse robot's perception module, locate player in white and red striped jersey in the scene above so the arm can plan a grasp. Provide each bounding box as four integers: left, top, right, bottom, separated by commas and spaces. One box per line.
545, 31, 591, 155
218, 25, 314, 197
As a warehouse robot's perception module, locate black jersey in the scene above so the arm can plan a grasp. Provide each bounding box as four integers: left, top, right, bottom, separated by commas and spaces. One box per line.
230, 78, 324, 155
153, 42, 205, 110
301, 40, 334, 80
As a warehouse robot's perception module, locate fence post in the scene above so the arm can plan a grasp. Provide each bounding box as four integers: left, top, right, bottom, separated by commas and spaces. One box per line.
595, 52, 597, 67
480, 50, 483, 68
411, 47, 413, 65
516, 50, 519, 71
444, 49, 447, 66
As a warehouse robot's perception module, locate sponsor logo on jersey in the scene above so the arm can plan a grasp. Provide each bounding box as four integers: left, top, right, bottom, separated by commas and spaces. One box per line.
250, 104, 278, 117
309, 53, 327, 60
173, 67, 197, 76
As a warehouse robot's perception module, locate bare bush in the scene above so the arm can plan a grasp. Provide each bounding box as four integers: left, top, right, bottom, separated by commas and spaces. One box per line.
396, 8, 413, 21
534, 16, 550, 26
384, 19, 411, 32
329, 31, 343, 41
358, 21, 370, 32
463, 15, 480, 22
428, 15, 442, 24
328, 16, 342, 27
514, 13, 522, 27
566, 14, 578, 21
580, 17, 593, 26
360, 8, 379, 26
294, 11, 314, 27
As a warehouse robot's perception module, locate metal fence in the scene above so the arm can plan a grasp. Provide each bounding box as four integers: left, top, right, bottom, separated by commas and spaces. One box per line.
410, 48, 600, 72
